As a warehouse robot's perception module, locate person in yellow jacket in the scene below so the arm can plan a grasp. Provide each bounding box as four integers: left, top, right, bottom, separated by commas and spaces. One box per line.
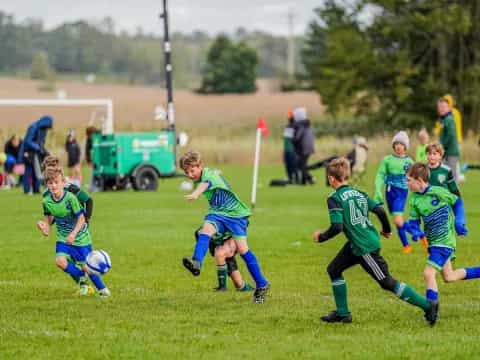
433, 94, 463, 144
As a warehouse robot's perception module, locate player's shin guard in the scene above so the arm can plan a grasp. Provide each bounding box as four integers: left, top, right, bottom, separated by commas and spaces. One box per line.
394, 281, 429, 311
332, 277, 350, 315
88, 274, 106, 291
217, 264, 228, 289
193, 233, 211, 266
64, 262, 85, 279
241, 250, 268, 288
397, 224, 410, 247
464, 267, 480, 279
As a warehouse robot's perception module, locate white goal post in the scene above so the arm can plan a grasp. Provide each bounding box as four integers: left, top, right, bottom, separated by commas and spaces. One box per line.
0, 98, 114, 134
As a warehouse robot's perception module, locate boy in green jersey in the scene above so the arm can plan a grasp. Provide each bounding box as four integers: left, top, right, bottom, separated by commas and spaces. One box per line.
36, 167, 110, 297
426, 143, 461, 197
315, 158, 435, 325
407, 163, 474, 325
374, 131, 414, 254
180, 151, 269, 304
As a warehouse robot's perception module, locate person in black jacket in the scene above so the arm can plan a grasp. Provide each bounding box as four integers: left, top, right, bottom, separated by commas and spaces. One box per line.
65, 130, 82, 186
292, 107, 315, 185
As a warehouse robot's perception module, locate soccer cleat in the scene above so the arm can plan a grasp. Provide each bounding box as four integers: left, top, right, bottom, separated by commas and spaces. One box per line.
237, 283, 255, 292
253, 283, 270, 304
402, 245, 413, 254
213, 286, 227, 292
79, 278, 93, 296
424, 300, 439, 326
182, 257, 201, 276
421, 237, 428, 252
98, 288, 111, 298
321, 310, 352, 323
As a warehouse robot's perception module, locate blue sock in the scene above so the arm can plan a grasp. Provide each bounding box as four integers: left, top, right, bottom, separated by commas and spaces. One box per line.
464, 267, 480, 280
193, 233, 211, 266
64, 262, 85, 278
241, 250, 268, 288
88, 274, 106, 290
426, 289, 438, 302
397, 224, 409, 247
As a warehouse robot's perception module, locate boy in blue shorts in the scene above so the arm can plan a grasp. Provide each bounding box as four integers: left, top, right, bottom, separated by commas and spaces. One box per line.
374, 131, 414, 253
180, 151, 270, 303
407, 163, 476, 325
36, 166, 110, 297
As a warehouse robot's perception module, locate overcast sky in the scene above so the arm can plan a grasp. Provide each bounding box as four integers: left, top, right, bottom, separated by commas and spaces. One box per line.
0, 1, 324, 36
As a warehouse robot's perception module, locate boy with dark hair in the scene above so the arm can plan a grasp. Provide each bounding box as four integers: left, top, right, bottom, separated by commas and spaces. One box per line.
406, 163, 476, 325
180, 151, 270, 303
314, 158, 435, 324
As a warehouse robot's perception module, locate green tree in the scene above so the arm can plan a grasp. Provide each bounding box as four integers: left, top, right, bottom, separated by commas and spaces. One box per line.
30, 52, 53, 80
199, 35, 258, 93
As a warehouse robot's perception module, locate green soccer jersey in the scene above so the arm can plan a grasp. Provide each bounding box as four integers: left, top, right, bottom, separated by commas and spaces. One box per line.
328, 185, 382, 256
196, 167, 251, 218
374, 154, 414, 201
42, 191, 91, 246
429, 164, 460, 196
409, 185, 457, 249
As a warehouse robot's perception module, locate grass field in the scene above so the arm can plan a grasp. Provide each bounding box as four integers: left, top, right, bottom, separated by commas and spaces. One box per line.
2, 165, 480, 359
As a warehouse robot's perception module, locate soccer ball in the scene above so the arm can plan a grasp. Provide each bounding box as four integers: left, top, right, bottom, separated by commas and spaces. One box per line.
86, 250, 111, 276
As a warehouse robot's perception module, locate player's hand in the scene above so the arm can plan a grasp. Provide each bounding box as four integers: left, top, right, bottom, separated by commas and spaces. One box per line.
36, 221, 49, 236
381, 231, 392, 239
455, 223, 468, 237
313, 230, 321, 243
184, 193, 198, 201
66, 233, 75, 244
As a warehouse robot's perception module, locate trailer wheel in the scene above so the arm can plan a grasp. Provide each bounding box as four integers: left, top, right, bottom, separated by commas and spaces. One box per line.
132, 166, 158, 191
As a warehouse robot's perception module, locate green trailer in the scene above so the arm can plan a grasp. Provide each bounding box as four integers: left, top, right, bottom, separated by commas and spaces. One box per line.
92, 130, 176, 191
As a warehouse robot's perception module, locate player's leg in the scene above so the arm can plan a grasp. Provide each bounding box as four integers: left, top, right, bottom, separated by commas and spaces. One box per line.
74, 244, 107, 296
359, 251, 433, 320
440, 260, 471, 282
387, 187, 411, 253
322, 242, 357, 323
227, 257, 254, 291
214, 239, 236, 291
55, 242, 85, 281
183, 219, 218, 276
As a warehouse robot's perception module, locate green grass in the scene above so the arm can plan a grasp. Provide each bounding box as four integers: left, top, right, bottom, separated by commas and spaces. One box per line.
2, 165, 480, 359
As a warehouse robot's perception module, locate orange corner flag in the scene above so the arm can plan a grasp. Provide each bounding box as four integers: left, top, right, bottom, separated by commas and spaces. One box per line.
257, 117, 269, 137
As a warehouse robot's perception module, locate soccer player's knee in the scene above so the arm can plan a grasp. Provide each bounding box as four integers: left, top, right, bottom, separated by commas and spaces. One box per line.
327, 263, 341, 280
226, 257, 238, 275
55, 257, 67, 269
442, 272, 456, 283
393, 216, 404, 227
200, 223, 216, 236
379, 276, 396, 292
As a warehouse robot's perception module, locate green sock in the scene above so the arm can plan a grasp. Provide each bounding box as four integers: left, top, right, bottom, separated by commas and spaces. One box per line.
332, 277, 350, 315
217, 264, 228, 289
394, 281, 429, 311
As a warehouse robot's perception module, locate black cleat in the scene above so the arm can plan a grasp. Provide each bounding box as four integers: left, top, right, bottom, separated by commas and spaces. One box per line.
424, 300, 439, 326
321, 311, 352, 323
213, 286, 227, 292
182, 257, 201, 276
253, 283, 270, 304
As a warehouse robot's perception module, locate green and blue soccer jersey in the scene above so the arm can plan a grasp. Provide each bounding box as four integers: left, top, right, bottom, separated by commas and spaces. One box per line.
374, 154, 414, 202
328, 185, 381, 256
409, 186, 457, 249
429, 164, 460, 196
196, 167, 251, 218
43, 191, 91, 246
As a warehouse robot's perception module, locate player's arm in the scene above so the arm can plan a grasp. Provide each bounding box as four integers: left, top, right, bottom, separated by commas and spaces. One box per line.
37, 215, 52, 236
314, 197, 343, 243
405, 200, 424, 241
446, 170, 461, 197
72, 185, 94, 222
185, 181, 209, 201
66, 213, 85, 244
374, 158, 387, 203
371, 205, 391, 237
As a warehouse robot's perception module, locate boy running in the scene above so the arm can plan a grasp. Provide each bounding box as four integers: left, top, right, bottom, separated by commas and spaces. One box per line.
407, 163, 475, 325
374, 131, 414, 253
36, 167, 110, 297
180, 151, 270, 303
315, 158, 436, 324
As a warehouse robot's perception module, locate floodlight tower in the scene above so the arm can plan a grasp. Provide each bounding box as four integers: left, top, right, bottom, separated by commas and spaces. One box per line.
160, 0, 175, 130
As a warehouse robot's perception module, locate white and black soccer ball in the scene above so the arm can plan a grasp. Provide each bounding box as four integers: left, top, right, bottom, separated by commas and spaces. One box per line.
86, 250, 111, 276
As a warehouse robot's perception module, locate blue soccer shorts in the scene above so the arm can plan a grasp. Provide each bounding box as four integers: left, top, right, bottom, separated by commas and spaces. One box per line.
204, 214, 249, 240
386, 185, 408, 215
55, 242, 92, 265
427, 246, 455, 270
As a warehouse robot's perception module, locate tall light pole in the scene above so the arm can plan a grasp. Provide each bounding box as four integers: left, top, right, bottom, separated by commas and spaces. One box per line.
160, 0, 175, 129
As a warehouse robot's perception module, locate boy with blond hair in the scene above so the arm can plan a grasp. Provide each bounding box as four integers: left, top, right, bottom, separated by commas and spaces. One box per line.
180, 151, 270, 303
314, 158, 435, 324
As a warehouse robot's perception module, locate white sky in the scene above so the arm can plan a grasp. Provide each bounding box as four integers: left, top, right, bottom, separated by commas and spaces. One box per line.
0, 0, 324, 36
